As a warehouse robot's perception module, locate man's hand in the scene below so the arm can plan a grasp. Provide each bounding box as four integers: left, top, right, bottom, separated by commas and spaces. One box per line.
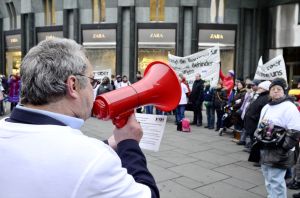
107, 135, 117, 150
113, 114, 143, 145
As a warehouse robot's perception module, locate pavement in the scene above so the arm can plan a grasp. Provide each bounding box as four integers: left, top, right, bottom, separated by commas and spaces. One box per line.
81, 111, 296, 198
1, 109, 297, 198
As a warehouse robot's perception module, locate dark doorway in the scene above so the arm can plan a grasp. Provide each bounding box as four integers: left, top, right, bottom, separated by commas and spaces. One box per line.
283, 47, 300, 88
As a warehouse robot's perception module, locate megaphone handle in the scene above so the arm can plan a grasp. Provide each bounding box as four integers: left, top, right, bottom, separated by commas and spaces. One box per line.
112, 110, 134, 128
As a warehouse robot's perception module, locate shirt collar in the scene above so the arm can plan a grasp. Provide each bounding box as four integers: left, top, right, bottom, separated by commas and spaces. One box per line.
14, 105, 84, 129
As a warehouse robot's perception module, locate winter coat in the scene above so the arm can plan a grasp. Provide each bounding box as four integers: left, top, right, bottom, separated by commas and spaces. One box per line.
213, 88, 227, 110
190, 79, 205, 106
232, 88, 247, 110
8, 76, 21, 103
96, 83, 114, 95
219, 70, 234, 98
258, 97, 300, 169
244, 91, 269, 136
203, 86, 214, 107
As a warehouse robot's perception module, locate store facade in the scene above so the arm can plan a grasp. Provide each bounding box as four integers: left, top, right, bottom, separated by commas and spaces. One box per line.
36, 26, 63, 44
137, 23, 176, 75
198, 24, 236, 75
0, 0, 299, 84
4, 30, 21, 76
81, 24, 117, 77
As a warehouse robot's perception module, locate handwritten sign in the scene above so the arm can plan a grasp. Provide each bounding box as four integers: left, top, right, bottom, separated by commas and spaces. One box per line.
254, 55, 287, 81
168, 46, 220, 87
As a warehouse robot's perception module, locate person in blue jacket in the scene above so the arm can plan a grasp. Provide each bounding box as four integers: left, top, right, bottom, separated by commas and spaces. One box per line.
0, 38, 159, 198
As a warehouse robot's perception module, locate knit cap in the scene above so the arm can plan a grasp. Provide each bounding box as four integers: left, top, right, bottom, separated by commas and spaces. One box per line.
258, 80, 271, 91
228, 70, 235, 77
269, 78, 288, 92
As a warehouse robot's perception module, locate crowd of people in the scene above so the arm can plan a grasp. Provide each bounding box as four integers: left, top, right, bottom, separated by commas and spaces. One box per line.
172, 70, 300, 198
1, 37, 300, 198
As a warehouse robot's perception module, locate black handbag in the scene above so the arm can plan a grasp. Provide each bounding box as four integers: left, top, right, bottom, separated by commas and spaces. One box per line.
254, 124, 286, 147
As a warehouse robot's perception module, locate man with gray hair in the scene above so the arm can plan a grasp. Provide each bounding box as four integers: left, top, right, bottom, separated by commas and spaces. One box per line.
0, 38, 159, 198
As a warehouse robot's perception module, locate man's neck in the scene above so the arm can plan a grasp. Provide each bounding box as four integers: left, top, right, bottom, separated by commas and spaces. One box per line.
23, 100, 74, 117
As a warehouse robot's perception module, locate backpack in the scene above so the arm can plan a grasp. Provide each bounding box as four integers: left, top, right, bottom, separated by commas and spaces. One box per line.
181, 118, 191, 132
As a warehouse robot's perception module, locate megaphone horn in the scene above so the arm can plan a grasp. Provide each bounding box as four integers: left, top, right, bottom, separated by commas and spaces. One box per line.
92, 61, 181, 128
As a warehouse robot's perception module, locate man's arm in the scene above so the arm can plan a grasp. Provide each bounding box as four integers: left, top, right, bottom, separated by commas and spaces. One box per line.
113, 115, 159, 198
117, 140, 159, 198
219, 69, 225, 81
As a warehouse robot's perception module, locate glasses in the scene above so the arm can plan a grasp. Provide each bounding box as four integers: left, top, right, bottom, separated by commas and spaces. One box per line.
74, 74, 100, 89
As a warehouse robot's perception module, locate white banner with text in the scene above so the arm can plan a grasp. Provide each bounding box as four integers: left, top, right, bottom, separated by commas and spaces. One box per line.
254, 55, 287, 81
168, 46, 220, 87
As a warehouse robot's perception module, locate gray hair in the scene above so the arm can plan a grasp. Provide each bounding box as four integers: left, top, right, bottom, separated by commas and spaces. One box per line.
20, 38, 88, 105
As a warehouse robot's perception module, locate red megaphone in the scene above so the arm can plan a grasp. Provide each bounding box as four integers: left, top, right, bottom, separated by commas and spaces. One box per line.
92, 61, 181, 128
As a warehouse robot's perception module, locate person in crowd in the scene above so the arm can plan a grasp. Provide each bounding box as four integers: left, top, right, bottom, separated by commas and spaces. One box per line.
203, 81, 215, 129
241, 80, 271, 149
256, 78, 300, 198
213, 82, 227, 131
0, 75, 5, 115
145, 105, 154, 114
8, 73, 21, 111
0, 38, 159, 198
190, 73, 205, 126
136, 71, 142, 82
175, 76, 189, 125
121, 75, 131, 88
178, 73, 191, 96
236, 79, 260, 145
110, 74, 116, 90
231, 80, 247, 131
135, 71, 143, 113
96, 76, 114, 96
219, 69, 235, 98
114, 74, 122, 89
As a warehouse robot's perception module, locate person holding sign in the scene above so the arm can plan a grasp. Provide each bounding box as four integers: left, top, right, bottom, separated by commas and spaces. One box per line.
190, 73, 205, 126
219, 69, 234, 98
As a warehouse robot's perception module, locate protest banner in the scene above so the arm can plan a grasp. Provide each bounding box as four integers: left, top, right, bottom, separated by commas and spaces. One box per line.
254, 55, 287, 81
258, 56, 263, 66
93, 69, 112, 81
168, 46, 220, 87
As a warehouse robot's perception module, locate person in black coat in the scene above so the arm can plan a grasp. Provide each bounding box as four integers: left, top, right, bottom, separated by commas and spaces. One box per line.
96, 76, 114, 96
244, 80, 271, 147
190, 73, 205, 126
212, 82, 227, 131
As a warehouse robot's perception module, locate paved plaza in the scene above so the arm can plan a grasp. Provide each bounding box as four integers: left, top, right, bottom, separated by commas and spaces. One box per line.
0, 110, 297, 198
81, 111, 296, 198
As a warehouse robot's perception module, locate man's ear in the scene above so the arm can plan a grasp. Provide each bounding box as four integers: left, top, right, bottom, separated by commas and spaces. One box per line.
66, 76, 80, 99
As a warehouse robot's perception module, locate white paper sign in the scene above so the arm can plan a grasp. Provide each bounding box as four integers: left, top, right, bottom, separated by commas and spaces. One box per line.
254, 55, 287, 81
93, 69, 112, 81
168, 46, 220, 88
258, 56, 263, 66
135, 113, 167, 152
